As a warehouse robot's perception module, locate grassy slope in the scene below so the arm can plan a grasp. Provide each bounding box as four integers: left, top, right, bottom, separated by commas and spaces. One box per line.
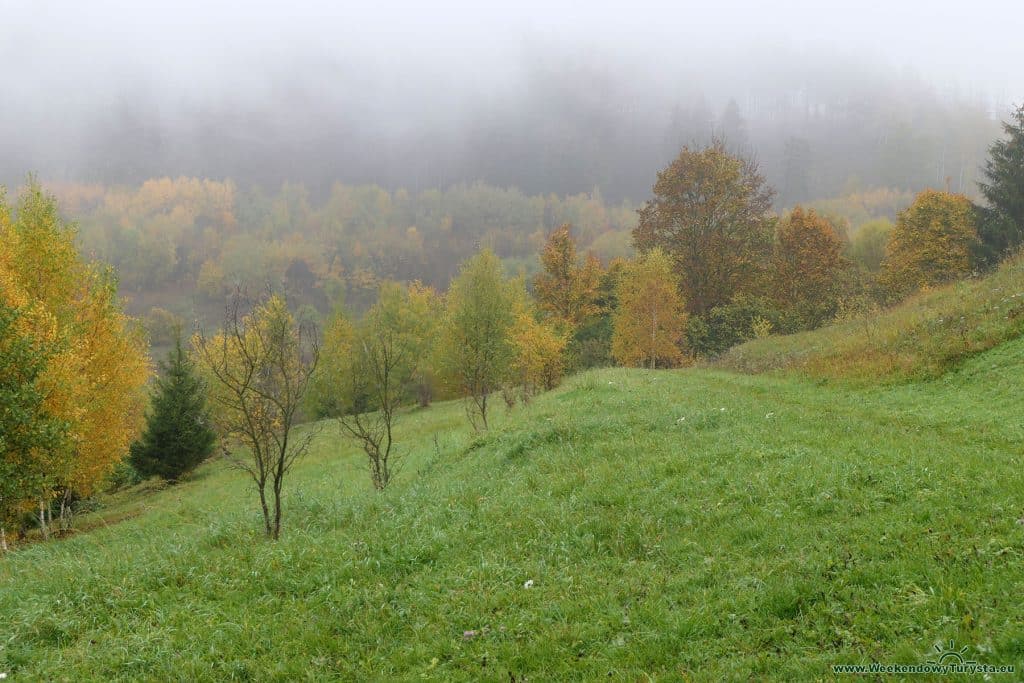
716, 253, 1024, 382
3, 336, 1024, 680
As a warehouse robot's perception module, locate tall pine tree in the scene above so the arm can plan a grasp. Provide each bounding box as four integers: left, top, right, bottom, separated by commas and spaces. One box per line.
130, 333, 215, 481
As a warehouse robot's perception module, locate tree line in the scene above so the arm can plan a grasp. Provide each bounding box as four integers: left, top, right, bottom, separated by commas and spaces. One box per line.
50, 176, 914, 340
3, 105, 1022, 546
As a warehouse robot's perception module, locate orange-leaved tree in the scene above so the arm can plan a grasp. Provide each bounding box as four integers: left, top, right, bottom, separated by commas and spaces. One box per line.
772, 207, 850, 329
611, 249, 688, 369
633, 140, 775, 315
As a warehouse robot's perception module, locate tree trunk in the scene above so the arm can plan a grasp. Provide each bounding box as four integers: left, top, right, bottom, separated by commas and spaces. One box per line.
59, 489, 72, 532
1, 526, 8, 552
38, 499, 49, 540
258, 486, 272, 538
272, 485, 283, 540
650, 306, 657, 370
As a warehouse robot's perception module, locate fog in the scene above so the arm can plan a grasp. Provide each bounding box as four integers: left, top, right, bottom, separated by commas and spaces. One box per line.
3, 0, 1021, 202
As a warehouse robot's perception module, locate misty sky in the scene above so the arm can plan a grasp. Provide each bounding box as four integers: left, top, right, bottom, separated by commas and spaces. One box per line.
5, 0, 1021, 105
2, 0, 1022, 195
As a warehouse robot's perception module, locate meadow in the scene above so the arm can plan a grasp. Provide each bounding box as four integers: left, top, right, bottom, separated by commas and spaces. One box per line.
716, 252, 1024, 383
3, 332, 1024, 679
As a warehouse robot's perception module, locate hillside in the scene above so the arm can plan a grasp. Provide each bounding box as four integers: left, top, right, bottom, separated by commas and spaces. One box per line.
3, 336, 1024, 680
716, 253, 1024, 383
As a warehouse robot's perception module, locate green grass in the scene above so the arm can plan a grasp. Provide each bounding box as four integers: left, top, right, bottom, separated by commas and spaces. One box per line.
717, 253, 1024, 382
3, 333, 1024, 680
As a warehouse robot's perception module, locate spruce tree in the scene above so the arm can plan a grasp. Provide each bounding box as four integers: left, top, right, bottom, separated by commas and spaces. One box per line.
979, 104, 1024, 261
130, 332, 215, 481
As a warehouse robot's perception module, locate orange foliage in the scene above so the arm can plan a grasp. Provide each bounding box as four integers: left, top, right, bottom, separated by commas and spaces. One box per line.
772, 207, 849, 327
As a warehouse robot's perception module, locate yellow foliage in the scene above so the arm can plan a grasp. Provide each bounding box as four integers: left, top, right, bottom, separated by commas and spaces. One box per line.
1, 183, 150, 499
510, 310, 568, 395
879, 190, 978, 298
533, 224, 602, 331
611, 249, 688, 369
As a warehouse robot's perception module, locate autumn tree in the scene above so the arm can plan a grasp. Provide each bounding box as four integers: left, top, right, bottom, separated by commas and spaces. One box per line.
437, 250, 517, 430
334, 282, 437, 490
633, 140, 775, 315
403, 282, 443, 407
978, 104, 1024, 261
568, 257, 628, 369
508, 295, 568, 401
0, 182, 149, 536
533, 224, 601, 330
772, 207, 850, 328
130, 332, 216, 482
879, 190, 979, 299
194, 293, 319, 539
611, 249, 688, 368
0, 302, 67, 551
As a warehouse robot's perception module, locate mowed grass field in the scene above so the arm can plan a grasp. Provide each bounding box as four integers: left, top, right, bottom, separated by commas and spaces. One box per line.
3, 333, 1024, 680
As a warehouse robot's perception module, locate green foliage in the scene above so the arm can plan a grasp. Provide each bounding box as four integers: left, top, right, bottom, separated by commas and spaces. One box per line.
129, 335, 216, 482
144, 307, 187, 348
847, 218, 893, 272
0, 303, 67, 522
686, 295, 784, 357
564, 258, 625, 371
569, 315, 614, 369
978, 104, 1024, 261
805, 187, 913, 230
437, 250, 518, 429
58, 180, 638, 316
329, 281, 443, 489
104, 461, 143, 492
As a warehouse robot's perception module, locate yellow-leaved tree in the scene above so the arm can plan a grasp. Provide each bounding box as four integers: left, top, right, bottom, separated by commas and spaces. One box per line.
879, 190, 979, 299
437, 250, 518, 430
533, 224, 601, 331
337, 281, 442, 489
0, 181, 150, 537
508, 290, 568, 401
611, 249, 688, 369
